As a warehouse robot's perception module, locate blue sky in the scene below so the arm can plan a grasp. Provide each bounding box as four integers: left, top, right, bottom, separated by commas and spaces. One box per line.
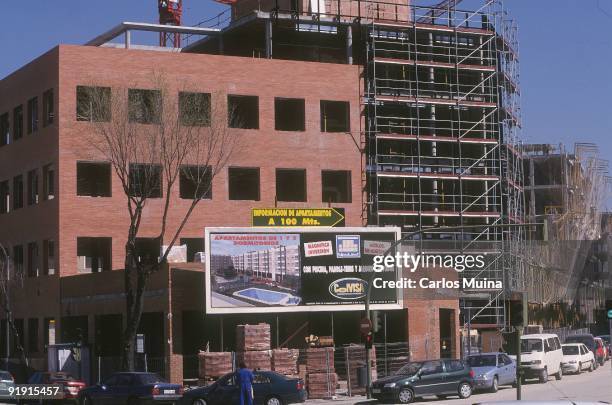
1, 0, 611, 205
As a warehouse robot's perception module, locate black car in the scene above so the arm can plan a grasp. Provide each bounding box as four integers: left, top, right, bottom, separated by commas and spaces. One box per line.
181, 371, 305, 405
78, 372, 183, 405
371, 359, 474, 404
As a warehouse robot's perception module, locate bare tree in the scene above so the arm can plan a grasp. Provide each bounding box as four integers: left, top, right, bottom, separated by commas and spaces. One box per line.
82, 75, 240, 370
0, 243, 27, 370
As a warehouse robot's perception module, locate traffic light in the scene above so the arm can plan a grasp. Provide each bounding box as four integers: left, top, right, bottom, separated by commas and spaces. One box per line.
510, 293, 528, 327
365, 332, 373, 349
371, 311, 383, 333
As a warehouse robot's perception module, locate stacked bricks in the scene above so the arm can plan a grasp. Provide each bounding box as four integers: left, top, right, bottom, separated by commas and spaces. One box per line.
345, 345, 377, 395
198, 352, 233, 379
271, 349, 299, 376
306, 347, 336, 399
237, 323, 272, 371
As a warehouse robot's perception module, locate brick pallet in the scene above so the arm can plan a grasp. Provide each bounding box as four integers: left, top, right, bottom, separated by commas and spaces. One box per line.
305, 347, 335, 373
198, 352, 233, 379
272, 349, 299, 376
236, 323, 271, 352
237, 350, 272, 371
307, 372, 338, 399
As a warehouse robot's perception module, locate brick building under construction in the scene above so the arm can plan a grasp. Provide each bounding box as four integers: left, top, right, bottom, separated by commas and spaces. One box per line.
0, 0, 523, 383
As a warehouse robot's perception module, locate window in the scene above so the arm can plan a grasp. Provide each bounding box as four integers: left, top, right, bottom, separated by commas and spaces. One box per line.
180, 238, 204, 263
77, 162, 111, 197
13, 175, 24, 210
43, 164, 55, 200
77, 86, 111, 122
0, 113, 8, 146
276, 169, 306, 202
179, 165, 212, 199
135, 238, 160, 265
322, 170, 351, 203
128, 89, 161, 124
13, 105, 23, 140
27, 97, 38, 134
129, 164, 162, 198
228, 167, 260, 200
43, 240, 56, 275
27, 241, 39, 277
27, 318, 39, 353
179, 92, 211, 126
275, 98, 305, 131
27, 169, 39, 205
13, 245, 23, 275
42, 89, 54, 127
444, 359, 465, 372
421, 360, 444, 375
320, 100, 350, 132
77, 237, 112, 273
228, 95, 259, 129
0, 181, 9, 214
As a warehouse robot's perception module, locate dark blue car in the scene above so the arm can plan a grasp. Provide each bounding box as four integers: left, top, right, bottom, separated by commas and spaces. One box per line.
78, 372, 183, 405
181, 371, 305, 405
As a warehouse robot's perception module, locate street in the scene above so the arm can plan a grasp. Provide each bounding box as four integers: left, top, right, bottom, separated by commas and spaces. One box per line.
306, 363, 612, 404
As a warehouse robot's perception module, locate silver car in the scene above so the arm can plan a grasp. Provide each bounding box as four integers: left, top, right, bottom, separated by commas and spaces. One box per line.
0, 370, 15, 400
467, 352, 516, 392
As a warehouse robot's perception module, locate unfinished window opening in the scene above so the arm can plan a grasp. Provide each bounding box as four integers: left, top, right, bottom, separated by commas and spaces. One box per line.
27, 241, 39, 277
180, 238, 204, 263
13, 175, 23, 210
77, 237, 112, 273
129, 163, 162, 198
275, 98, 305, 131
228, 95, 259, 129
27, 97, 38, 134
13, 105, 23, 140
0, 181, 9, 214
276, 169, 307, 202
77, 86, 111, 122
13, 245, 23, 275
179, 92, 211, 126
135, 238, 160, 266
42, 89, 54, 127
43, 164, 55, 200
128, 89, 162, 124
228, 167, 260, 200
320, 100, 350, 132
179, 165, 212, 199
0, 113, 8, 147
322, 170, 351, 203
27, 318, 39, 353
43, 240, 56, 275
77, 162, 111, 197
27, 169, 39, 205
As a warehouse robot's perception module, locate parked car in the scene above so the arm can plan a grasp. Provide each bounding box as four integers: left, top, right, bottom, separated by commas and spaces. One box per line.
181, 370, 305, 405
370, 359, 474, 404
561, 343, 595, 374
519, 333, 563, 383
596, 335, 610, 360
564, 334, 603, 367
467, 353, 516, 393
78, 372, 182, 405
593, 337, 607, 365
27, 372, 87, 404
0, 370, 15, 400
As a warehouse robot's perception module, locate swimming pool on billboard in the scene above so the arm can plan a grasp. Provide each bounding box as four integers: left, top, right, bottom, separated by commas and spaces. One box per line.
233, 287, 301, 306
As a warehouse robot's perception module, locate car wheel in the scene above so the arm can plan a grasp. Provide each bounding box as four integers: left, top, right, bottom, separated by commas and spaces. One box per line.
397, 388, 414, 404
265, 396, 284, 405
458, 382, 472, 399
192, 399, 208, 405
489, 376, 499, 393
555, 366, 562, 380
539, 367, 548, 383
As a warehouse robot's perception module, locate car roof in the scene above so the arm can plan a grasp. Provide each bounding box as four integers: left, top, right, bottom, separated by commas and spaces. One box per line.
561, 343, 583, 347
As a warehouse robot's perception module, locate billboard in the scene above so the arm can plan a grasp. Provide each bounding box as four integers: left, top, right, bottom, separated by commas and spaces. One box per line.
205, 227, 402, 314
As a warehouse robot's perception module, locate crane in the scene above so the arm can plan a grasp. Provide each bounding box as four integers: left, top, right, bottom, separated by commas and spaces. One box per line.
159, 0, 183, 47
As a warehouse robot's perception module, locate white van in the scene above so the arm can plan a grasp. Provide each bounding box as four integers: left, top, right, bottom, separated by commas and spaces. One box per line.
519, 333, 563, 383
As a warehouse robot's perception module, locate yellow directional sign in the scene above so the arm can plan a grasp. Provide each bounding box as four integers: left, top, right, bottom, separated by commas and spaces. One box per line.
252, 207, 345, 227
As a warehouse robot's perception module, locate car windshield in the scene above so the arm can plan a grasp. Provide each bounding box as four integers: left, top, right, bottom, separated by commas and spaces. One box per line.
467, 355, 496, 367
562, 346, 579, 355
521, 338, 543, 353
0, 372, 11, 381
395, 362, 422, 376
138, 374, 167, 385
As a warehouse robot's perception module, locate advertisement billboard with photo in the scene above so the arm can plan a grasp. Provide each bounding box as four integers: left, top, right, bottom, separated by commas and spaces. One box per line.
205, 227, 402, 314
